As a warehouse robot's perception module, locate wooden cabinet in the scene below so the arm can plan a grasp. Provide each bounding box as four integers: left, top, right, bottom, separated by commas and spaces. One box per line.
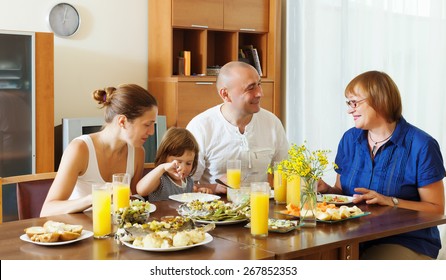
0, 31, 54, 173
35, 33, 54, 173
224, 0, 269, 32
172, 0, 224, 29
177, 81, 221, 128
148, 0, 282, 128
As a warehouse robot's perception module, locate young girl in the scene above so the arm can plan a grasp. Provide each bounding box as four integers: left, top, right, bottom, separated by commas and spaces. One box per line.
136, 127, 212, 201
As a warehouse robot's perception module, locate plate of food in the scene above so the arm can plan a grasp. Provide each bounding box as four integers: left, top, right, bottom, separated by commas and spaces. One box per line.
177, 199, 250, 224
121, 233, 213, 252
316, 211, 371, 223
318, 194, 353, 205
169, 193, 221, 203
20, 230, 93, 246
277, 203, 369, 223
114, 200, 157, 226
194, 218, 248, 225
245, 219, 298, 233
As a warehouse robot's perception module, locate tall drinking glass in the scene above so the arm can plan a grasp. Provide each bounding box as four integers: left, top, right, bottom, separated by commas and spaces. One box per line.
250, 182, 270, 238
92, 183, 112, 239
273, 163, 287, 204
112, 173, 130, 213
226, 159, 241, 201
286, 176, 300, 207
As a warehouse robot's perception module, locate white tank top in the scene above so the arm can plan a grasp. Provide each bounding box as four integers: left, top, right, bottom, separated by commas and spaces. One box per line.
69, 135, 135, 200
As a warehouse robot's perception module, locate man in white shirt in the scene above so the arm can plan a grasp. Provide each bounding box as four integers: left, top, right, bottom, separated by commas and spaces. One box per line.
186, 61, 289, 193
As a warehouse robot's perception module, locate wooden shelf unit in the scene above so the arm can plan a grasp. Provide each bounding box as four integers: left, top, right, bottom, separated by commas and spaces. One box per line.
148, 0, 281, 128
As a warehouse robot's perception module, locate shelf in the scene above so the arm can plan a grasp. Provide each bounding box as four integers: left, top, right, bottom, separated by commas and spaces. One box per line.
148, 0, 282, 127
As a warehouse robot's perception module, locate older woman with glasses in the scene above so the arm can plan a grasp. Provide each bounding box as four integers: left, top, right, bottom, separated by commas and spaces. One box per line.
318, 70, 445, 260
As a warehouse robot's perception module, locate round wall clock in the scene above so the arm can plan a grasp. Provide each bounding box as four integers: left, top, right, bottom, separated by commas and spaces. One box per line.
48, 3, 80, 37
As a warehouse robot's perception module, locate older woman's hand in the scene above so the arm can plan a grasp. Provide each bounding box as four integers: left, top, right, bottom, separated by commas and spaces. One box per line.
353, 187, 393, 206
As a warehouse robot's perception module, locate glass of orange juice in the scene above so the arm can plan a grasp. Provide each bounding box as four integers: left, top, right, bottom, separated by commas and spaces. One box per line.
226, 159, 241, 201
250, 182, 270, 238
112, 173, 130, 213
92, 183, 112, 239
273, 163, 287, 204
286, 176, 300, 207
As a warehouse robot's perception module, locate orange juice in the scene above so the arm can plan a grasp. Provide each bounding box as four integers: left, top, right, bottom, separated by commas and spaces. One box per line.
227, 169, 241, 189
250, 183, 270, 238
286, 176, 300, 207
273, 170, 287, 204
113, 184, 130, 212
92, 184, 111, 238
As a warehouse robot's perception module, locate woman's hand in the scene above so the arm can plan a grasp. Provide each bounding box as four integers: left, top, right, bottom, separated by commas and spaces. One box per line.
195, 187, 213, 194
353, 187, 393, 206
214, 184, 227, 194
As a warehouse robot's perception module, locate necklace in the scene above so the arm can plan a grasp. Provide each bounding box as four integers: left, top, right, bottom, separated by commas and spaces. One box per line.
369, 131, 394, 158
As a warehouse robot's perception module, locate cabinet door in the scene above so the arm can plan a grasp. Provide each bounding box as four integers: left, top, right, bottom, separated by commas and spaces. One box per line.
177, 82, 222, 128
260, 81, 273, 112
224, 0, 269, 32
172, 0, 224, 29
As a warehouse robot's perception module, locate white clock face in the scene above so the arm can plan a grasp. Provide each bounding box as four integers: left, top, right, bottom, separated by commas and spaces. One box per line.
48, 3, 80, 37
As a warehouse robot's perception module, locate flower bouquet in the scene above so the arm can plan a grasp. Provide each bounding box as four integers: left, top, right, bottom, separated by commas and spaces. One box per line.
275, 142, 337, 227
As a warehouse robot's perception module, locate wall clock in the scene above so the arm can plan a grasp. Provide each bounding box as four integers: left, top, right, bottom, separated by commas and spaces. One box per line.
48, 3, 80, 37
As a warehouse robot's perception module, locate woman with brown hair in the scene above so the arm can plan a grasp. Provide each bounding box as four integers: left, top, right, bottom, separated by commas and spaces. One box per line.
318, 71, 445, 259
41, 84, 158, 216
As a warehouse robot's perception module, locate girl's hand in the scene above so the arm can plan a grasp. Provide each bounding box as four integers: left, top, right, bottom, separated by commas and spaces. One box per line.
353, 187, 393, 206
163, 160, 183, 180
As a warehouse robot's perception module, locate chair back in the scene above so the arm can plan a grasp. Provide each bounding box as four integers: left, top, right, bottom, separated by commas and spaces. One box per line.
143, 162, 155, 176
0, 172, 56, 222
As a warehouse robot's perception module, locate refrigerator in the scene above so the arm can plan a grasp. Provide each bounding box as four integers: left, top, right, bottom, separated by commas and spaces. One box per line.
0, 31, 35, 221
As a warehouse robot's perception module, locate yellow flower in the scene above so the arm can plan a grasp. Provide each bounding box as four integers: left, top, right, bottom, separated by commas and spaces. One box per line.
271, 142, 337, 183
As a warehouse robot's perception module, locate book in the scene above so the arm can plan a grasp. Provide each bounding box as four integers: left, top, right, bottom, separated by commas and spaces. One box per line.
178, 56, 185, 76
178, 51, 191, 76
241, 45, 262, 76
252, 48, 263, 76
183, 51, 191, 76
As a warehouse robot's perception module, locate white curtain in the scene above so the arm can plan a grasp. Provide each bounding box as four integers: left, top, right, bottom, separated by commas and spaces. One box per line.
285, 0, 446, 258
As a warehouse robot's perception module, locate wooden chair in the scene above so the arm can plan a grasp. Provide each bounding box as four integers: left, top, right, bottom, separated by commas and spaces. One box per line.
0, 165, 154, 222
0, 172, 57, 222
143, 162, 155, 176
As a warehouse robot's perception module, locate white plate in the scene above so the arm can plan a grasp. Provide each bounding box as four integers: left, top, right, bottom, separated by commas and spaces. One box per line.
121, 233, 213, 252
194, 218, 248, 225
169, 193, 220, 203
20, 230, 93, 246
318, 194, 353, 205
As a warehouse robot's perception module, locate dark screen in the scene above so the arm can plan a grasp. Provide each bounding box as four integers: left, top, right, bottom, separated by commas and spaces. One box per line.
82, 126, 102, 134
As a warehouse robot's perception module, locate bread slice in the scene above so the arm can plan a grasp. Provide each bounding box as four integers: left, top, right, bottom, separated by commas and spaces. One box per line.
43, 220, 66, 233
60, 231, 81, 241
25, 221, 83, 242
25, 226, 46, 238
63, 224, 83, 234
31, 232, 61, 243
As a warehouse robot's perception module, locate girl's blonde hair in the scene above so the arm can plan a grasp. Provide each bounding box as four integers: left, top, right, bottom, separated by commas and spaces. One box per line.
154, 127, 199, 175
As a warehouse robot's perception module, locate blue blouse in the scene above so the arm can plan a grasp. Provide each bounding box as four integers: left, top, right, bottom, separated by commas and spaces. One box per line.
335, 117, 445, 259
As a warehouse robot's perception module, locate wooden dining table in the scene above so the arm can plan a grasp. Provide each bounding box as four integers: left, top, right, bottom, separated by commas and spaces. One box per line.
1, 192, 445, 260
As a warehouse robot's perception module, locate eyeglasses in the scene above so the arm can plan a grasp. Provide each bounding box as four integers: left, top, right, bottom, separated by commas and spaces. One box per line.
346, 98, 367, 109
